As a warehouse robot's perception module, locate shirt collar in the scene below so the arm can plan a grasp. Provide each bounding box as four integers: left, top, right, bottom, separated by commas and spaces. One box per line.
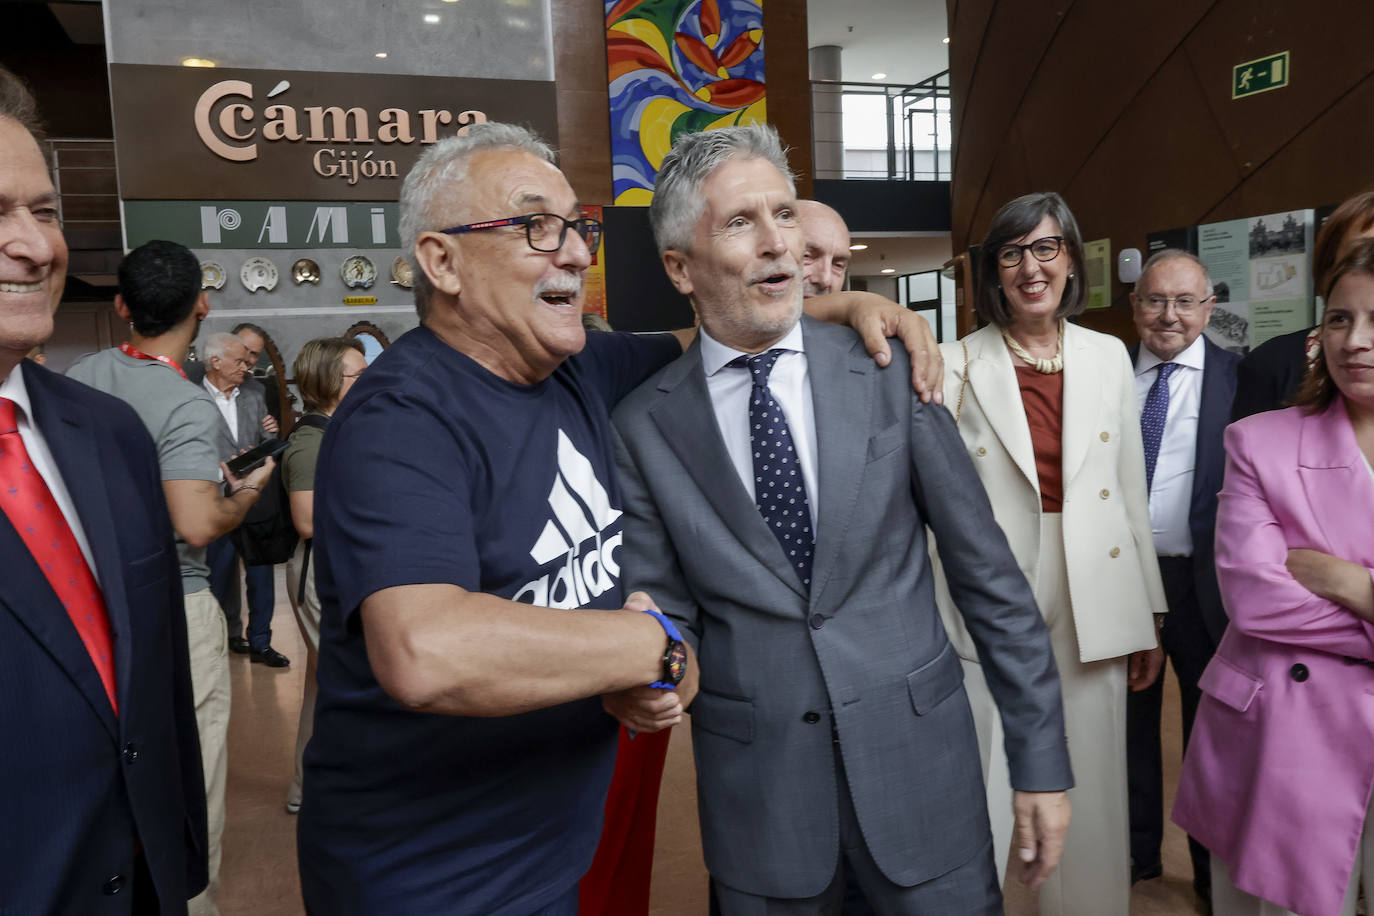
0, 361, 35, 426
1136, 333, 1206, 377
203, 375, 239, 401
699, 321, 806, 378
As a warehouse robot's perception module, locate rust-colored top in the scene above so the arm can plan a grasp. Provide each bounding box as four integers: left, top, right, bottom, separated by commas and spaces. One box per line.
1015, 363, 1064, 513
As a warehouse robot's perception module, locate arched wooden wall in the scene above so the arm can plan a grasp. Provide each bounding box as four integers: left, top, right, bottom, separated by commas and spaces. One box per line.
948, 0, 1374, 337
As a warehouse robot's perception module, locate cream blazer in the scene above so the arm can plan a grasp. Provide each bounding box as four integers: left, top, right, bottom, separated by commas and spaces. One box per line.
934, 322, 1165, 663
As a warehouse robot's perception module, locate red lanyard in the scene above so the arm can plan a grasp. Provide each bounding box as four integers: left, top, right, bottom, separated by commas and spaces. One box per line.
120, 342, 188, 380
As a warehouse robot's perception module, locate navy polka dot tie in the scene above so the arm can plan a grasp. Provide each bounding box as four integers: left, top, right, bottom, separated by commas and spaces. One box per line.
729, 349, 813, 589
1141, 362, 1178, 494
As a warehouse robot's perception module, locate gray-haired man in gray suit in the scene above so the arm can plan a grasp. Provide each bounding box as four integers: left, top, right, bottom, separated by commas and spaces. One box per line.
608, 125, 1074, 914
202, 330, 288, 666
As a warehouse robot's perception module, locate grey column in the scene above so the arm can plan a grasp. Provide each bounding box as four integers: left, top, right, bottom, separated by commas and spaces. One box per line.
810, 45, 844, 180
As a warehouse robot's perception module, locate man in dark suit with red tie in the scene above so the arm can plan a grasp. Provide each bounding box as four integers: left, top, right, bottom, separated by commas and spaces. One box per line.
0, 68, 207, 913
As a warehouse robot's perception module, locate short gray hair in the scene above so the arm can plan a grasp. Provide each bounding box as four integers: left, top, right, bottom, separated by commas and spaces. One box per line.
648, 124, 795, 254
203, 331, 241, 362
398, 122, 557, 318
1137, 248, 1214, 298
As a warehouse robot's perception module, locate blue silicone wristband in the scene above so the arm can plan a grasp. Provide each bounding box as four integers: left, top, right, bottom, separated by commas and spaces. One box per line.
642, 609, 683, 689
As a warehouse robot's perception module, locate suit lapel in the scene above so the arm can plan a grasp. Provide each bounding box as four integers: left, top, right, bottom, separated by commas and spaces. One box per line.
1192, 340, 1235, 512
1298, 398, 1374, 567
806, 319, 871, 608
964, 326, 1038, 491
649, 341, 809, 600
6, 365, 121, 739
1060, 324, 1094, 487
235, 390, 252, 449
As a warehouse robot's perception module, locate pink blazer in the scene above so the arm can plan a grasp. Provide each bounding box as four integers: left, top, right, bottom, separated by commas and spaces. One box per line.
1173, 398, 1374, 916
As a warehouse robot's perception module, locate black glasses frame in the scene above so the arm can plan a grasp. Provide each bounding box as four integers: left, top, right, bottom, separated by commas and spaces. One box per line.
996, 235, 1065, 268
440, 213, 603, 254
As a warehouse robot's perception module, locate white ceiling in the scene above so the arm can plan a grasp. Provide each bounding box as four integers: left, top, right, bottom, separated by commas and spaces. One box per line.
806, 0, 949, 86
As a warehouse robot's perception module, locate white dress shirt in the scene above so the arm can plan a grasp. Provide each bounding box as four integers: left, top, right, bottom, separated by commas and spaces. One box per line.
0, 365, 101, 579
203, 375, 239, 441
1134, 334, 1206, 557
698, 323, 819, 530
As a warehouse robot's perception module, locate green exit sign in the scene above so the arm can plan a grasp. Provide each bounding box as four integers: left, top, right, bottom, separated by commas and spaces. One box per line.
1233, 51, 1290, 99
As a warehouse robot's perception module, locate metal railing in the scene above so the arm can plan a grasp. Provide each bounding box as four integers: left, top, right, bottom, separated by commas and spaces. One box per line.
811, 70, 951, 181
45, 138, 121, 249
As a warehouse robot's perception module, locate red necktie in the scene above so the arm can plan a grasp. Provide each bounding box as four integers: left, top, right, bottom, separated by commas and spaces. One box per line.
0, 397, 118, 713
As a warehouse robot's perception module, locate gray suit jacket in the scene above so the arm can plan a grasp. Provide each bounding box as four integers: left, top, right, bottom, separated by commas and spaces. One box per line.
210, 377, 270, 460
611, 317, 1072, 897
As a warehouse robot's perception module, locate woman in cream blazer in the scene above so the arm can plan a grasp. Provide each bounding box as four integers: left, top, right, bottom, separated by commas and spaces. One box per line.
935, 192, 1166, 916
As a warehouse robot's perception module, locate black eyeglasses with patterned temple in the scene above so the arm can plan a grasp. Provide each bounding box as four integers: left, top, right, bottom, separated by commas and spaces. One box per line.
440, 213, 603, 254
996, 235, 1065, 268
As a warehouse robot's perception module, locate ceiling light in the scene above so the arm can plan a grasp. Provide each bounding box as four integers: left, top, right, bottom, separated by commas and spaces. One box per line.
880, 268, 896, 274
871, 72, 887, 81
424, 13, 441, 23
943, 37, 950, 44
375, 51, 388, 59
181, 58, 216, 68
442, 0, 460, 3
849, 243, 868, 251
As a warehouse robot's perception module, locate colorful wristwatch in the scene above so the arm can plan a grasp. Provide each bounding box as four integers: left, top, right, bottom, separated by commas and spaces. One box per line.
642, 609, 687, 690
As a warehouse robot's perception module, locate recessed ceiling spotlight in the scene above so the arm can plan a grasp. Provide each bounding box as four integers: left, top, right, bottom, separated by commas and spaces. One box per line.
880, 267, 896, 274
375, 51, 388, 59
871, 72, 887, 81
943, 37, 950, 44
424, 13, 441, 23
181, 58, 216, 68
442, 0, 460, 3
849, 243, 869, 251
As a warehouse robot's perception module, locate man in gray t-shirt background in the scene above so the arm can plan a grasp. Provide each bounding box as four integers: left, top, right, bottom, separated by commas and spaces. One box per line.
68, 240, 273, 916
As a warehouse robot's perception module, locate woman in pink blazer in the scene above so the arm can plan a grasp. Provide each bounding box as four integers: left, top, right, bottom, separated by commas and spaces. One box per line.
1173, 239, 1374, 916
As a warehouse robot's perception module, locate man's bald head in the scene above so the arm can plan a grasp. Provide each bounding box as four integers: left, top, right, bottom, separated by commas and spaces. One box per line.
797, 200, 851, 297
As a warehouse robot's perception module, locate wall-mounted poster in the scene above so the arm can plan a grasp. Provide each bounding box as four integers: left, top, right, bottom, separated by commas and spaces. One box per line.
1197, 210, 1314, 353
1082, 238, 1111, 309
606, 0, 768, 205
1247, 210, 1313, 348
1198, 218, 1251, 353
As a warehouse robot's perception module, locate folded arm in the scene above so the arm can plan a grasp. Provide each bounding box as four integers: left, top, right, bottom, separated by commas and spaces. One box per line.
1216, 423, 1374, 659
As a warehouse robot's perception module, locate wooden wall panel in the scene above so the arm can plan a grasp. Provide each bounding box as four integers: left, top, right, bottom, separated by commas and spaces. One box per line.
763, 0, 814, 196
553, 1, 614, 204
950, 0, 1374, 334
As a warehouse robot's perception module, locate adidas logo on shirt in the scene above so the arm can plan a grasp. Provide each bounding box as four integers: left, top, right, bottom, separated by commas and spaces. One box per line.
512, 430, 623, 609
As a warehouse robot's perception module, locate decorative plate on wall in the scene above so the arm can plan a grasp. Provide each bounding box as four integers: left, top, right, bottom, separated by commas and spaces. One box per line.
200, 261, 226, 290
292, 258, 322, 286
240, 257, 279, 293
341, 255, 377, 290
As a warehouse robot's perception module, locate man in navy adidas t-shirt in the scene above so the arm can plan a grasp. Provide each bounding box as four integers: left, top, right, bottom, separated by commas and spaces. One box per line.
296, 123, 693, 915
297, 122, 945, 915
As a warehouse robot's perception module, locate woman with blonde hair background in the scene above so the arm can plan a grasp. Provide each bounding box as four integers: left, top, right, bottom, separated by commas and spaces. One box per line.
936, 191, 1165, 914
282, 336, 367, 815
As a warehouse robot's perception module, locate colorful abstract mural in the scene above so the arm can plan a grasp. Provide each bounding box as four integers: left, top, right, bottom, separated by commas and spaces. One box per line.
606, 0, 768, 205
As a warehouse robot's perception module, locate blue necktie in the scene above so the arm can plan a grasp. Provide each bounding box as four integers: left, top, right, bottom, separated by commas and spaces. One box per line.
1141, 362, 1178, 493
730, 349, 814, 589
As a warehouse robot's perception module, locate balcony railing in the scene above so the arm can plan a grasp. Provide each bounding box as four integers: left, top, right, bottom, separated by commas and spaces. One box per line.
811, 70, 951, 181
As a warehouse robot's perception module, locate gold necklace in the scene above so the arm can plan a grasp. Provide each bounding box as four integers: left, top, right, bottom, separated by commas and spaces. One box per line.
1002, 321, 1064, 374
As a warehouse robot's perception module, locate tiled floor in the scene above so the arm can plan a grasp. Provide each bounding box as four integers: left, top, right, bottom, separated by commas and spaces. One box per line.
216, 571, 1206, 914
